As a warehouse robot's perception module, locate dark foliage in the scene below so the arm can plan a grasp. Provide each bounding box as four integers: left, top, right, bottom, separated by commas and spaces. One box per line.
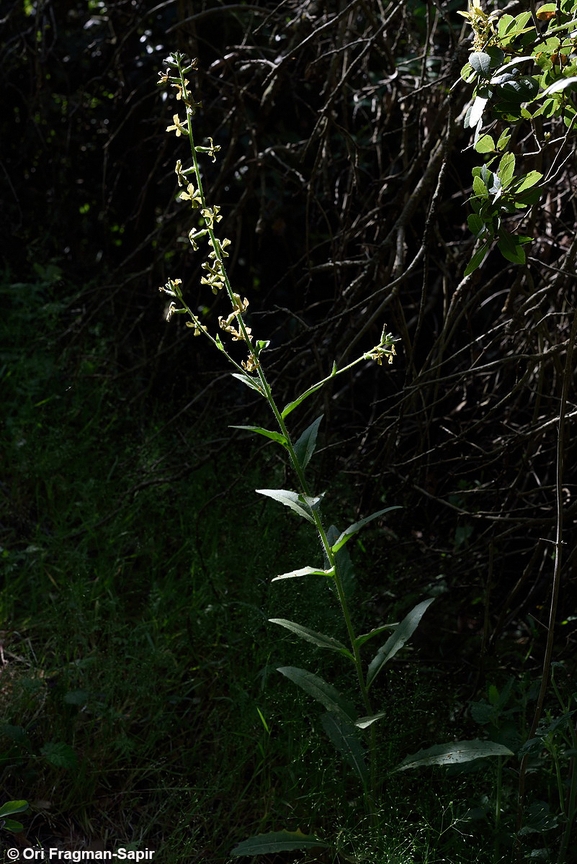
2, 2, 577, 853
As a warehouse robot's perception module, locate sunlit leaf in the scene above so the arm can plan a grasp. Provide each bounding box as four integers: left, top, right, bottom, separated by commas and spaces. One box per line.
271, 565, 334, 582
355, 711, 387, 729
231, 425, 287, 445
394, 739, 514, 771
256, 489, 315, 523
469, 52, 492, 78
474, 134, 495, 153
269, 619, 354, 660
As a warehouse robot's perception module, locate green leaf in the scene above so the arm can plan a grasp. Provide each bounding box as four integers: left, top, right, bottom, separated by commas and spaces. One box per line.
277, 666, 356, 722
497, 229, 526, 264
367, 598, 434, 689
469, 52, 492, 78
394, 739, 514, 771
496, 129, 511, 151
474, 134, 495, 153
321, 712, 368, 786
271, 565, 334, 582
514, 170, 542, 193
293, 415, 323, 470
1, 818, 24, 832
230, 425, 287, 446
331, 506, 401, 554
541, 76, 577, 97
472, 176, 489, 199
231, 830, 330, 857
497, 151, 516, 187
0, 801, 28, 819
40, 742, 78, 770
256, 488, 316, 523
464, 241, 491, 276
499, 75, 539, 103
281, 363, 337, 419
355, 623, 397, 649
467, 95, 489, 128
327, 525, 356, 599
269, 619, 354, 661
467, 214, 487, 238
355, 711, 387, 729
230, 372, 265, 395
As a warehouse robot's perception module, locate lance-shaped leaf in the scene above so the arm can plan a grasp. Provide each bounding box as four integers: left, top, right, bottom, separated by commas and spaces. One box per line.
269, 619, 354, 662
355, 711, 387, 730
231, 372, 265, 395
231, 830, 330, 857
540, 76, 577, 98
355, 623, 397, 649
256, 489, 315, 523
321, 712, 368, 786
326, 525, 356, 599
277, 666, 356, 722
293, 415, 323, 470
464, 241, 491, 277
271, 565, 335, 582
281, 362, 337, 419
367, 598, 434, 688
394, 739, 514, 772
331, 506, 401, 554
230, 425, 287, 446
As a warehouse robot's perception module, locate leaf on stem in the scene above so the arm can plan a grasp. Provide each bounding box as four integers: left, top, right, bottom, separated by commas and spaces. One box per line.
326, 525, 356, 599
354, 624, 397, 649
393, 739, 514, 771
281, 363, 337, 419
231, 830, 330, 857
331, 506, 402, 553
366, 598, 434, 689
230, 372, 265, 395
271, 565, 335, 582
464, 241, 491, 276
321, 712, 368, 786
269, 619, 355, 661
256, 489, 316, 523
230, 425, 287, 446
355, 711, 387, 729
293, 415, 323, 470
277, 666, 356, 722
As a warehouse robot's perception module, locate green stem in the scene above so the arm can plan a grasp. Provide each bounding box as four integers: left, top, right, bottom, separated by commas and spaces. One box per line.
172, 51, 379, 810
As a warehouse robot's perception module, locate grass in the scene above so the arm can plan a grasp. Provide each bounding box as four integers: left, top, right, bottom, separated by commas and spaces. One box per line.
1, 271, 573, 863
